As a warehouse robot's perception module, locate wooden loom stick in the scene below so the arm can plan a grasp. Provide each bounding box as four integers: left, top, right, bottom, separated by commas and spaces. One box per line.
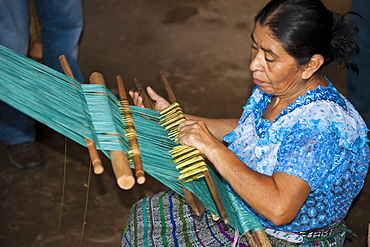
160, 72, 204, 216
89, 72, 135, 190
116, 75, 145, 185
245, 230, 262, 247
203, 170, 228, 223
58, 55, 104, 175
160, 71, 176, 103
134, 78, 155, 109
161, 72, 229, 222
255, 230, 272, 247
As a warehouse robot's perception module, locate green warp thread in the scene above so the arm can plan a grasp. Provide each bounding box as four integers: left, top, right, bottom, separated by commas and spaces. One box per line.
0, 45, 264, 234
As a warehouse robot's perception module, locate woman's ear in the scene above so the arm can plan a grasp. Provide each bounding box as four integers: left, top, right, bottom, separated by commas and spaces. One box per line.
302, 54, 324, 79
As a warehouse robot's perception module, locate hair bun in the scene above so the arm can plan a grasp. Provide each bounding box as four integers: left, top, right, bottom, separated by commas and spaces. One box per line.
329, 11, 360, 74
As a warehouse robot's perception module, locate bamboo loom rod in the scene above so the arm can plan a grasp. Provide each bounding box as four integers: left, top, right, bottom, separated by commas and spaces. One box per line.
58, 55, 104, 175
89, 72, 135, 190
159, 72, 204, 216
160, 72, 229, 224
116, 75, 145, 185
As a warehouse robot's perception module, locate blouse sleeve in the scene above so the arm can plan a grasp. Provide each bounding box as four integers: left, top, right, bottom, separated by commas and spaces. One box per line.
275, 128, 340, 191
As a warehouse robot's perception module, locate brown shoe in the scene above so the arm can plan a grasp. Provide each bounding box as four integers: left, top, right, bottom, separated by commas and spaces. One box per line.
7, 142, 44, 172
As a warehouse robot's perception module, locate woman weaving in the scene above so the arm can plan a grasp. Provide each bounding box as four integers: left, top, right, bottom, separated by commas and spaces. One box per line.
123, 0, 370, 246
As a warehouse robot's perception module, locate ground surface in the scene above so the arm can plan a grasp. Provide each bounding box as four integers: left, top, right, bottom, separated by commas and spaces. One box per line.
1, 0, 369, 246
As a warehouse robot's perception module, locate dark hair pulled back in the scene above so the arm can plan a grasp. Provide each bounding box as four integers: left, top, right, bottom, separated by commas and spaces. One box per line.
254, 0, 359, 72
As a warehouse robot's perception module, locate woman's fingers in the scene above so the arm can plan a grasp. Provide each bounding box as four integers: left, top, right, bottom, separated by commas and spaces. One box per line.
147, 86, 170, 111
129, 90, 144, 107
147, 86, 161, 101
129, 86, 171, 111
178, 120, 216, 155
178, 119, 196, 128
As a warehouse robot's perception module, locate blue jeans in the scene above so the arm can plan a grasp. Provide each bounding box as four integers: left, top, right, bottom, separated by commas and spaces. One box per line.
0, 0, 83, 146
347, 0, 370, 129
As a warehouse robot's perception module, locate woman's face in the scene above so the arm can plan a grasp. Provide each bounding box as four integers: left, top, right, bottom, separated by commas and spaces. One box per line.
250, 23, 306, 98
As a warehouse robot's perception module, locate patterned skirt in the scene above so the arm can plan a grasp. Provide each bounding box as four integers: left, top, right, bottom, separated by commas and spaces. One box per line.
121, 190, 347, 247
121, 190, 251, 247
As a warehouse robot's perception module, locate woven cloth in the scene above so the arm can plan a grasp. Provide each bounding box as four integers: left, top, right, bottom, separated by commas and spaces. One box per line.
122, 190, 251, 247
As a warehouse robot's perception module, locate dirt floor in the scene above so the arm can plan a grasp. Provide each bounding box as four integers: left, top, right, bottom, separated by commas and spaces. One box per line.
1, 0, 369, 246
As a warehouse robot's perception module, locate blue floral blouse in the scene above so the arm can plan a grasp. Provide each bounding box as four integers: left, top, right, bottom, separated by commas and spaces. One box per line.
223, 80, 370, 232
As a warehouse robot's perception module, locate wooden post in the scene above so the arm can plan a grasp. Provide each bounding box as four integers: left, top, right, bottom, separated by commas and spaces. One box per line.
89, 72, 135, 190
116, 75, 145, 185
58, 55, 103, 175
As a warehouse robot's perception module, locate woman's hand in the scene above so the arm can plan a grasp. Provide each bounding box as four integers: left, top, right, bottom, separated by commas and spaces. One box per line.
178, 119, 223, 157
129, 86, 170, 111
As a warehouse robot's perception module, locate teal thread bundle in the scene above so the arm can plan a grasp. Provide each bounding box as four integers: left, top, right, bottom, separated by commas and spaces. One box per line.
0, 45, 264, 235
83, 84, 129, 155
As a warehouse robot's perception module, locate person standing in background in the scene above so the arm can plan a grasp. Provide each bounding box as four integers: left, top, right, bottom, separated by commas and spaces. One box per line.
0, 0, 84, 171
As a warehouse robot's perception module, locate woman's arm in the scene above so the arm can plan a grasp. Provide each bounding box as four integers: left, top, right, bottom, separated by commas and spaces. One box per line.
178, 119, 310, 225
207, 143, 310, 226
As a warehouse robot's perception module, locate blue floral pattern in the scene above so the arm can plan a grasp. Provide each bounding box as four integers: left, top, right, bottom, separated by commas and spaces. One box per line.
223, 80, 370, 232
